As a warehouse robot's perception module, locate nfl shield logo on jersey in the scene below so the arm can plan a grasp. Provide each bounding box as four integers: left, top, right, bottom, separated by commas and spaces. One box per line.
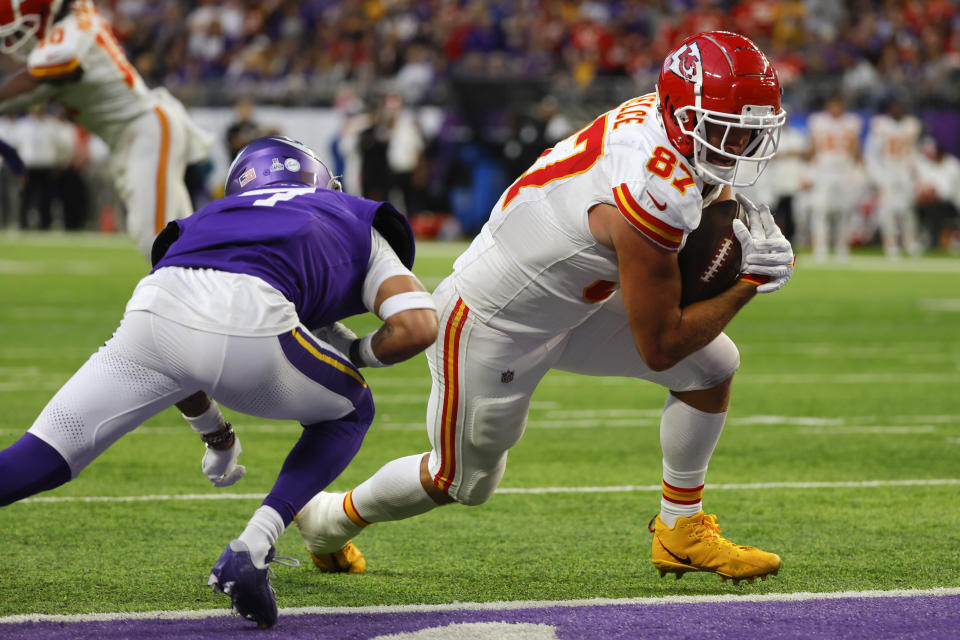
501, 370, 514, 383
667, 42, 703, 84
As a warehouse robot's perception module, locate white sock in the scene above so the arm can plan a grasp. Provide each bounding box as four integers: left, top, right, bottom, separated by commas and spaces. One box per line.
238, 505, 285, 568
182, 402, 226, 435
350, 453, 439, 523
296, 453, 440, 555
659, 463, 709, 527
658, 394, 726, 528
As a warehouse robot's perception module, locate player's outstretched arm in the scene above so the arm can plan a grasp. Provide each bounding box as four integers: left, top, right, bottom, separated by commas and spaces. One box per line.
0, 69, 52, 114
315, 274, 438, 369
354, 274, 438, 367
590, 202, 757, 371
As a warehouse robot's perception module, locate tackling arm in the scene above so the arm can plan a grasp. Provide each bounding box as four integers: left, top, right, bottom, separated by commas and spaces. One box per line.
314, 227, 438, 368
353, 275, 438, 366
590, 200, 757, 371
315, 275, 438, 368
0, 69, 55, 115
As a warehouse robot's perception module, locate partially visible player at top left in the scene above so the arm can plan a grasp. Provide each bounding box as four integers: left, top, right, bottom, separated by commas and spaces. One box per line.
0, 0, 227, 461
0, 0, 213, 258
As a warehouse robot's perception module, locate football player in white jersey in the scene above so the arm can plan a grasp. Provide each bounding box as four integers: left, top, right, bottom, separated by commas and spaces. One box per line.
0, 0, 212, 259
806, 94, 864, 261
298, 31, 795, 585
0, 0, 225, 483
864, 99, 922, 258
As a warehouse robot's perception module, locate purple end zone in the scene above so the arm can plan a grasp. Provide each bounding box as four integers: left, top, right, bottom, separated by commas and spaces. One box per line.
3, 594, 959, 640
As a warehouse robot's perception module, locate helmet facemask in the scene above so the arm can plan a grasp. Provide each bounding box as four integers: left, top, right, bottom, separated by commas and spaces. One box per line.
0, 11, 41, 58
676, 103, 785, 187
0, 0, 63, 58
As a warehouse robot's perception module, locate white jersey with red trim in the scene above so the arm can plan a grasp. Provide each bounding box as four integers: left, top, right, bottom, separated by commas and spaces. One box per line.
864, 114, 920, 185
452, 92, 712, 335
26, 0, 153, 147
807, 111, 862, 172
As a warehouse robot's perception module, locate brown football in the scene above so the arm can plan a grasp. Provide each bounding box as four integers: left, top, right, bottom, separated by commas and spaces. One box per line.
677, 199, 744, 306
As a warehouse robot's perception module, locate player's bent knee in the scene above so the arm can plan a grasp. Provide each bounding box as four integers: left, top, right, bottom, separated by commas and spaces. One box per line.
468, 395, 528, 454
446, 455, 507, 507
693, 333, 740, 388
451, 482, 497, 507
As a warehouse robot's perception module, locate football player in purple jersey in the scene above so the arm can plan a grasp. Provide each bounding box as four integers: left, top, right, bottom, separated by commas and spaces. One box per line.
0, 135, 439, 629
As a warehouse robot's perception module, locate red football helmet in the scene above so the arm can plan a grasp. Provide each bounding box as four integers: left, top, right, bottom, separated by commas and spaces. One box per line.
0, 0, 63, 57
657, 31, 786, 187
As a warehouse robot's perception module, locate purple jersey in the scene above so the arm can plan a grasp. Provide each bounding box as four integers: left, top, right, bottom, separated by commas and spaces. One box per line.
153, 187, 414, 328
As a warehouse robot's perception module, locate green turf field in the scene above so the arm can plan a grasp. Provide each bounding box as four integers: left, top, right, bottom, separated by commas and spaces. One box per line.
1, 231, 958, 617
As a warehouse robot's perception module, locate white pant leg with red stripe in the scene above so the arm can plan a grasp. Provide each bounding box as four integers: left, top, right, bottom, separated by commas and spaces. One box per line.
424, 280, 740, 506
109, 103, 194, 260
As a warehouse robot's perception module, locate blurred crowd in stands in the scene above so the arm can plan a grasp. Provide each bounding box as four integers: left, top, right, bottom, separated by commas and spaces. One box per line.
94, 0, 960, 113
1, 0, 959, 255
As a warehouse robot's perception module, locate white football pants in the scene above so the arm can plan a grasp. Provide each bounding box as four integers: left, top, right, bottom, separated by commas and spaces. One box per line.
423, 276, 740, 506
28, 311, 366, 476
108, 94, 210, 259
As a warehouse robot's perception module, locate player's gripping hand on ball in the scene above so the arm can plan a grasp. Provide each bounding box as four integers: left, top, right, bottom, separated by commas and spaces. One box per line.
733, 194, 795, 294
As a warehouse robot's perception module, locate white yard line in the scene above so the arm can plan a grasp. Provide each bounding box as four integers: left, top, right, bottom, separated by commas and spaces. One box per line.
917, 298, 960, 312
797, 426, 938, 434
0, 230, 135, 250
799, 255, 960, 273
5, 372, 960, 393
1, 587, 959, 624
1, 413, 956, 436
19, 478, 960, 504
361, 373, 960, 387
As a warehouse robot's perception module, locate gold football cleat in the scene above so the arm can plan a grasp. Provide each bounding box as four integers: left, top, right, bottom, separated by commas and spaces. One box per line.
309, 540, 367, 574
650, 511, 781, 584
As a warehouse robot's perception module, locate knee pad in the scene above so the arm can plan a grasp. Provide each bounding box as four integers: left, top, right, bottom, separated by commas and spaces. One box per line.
449, 457, 505, 507
467, 395, 528, 454
455, 395, 524, 505
427, 450, 503, 507
687, 333, 740, 390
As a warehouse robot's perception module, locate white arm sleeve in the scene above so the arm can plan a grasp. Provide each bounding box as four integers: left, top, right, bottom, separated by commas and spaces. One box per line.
361, 228, 416, 313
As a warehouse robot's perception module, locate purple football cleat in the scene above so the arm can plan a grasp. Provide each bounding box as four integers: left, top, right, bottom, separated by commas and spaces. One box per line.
209, 540, 288, 629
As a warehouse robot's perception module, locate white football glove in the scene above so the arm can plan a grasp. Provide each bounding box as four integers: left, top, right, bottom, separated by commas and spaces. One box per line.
202, 437, 246, 487
312, 322, 358, 358
732, 194, 795, 294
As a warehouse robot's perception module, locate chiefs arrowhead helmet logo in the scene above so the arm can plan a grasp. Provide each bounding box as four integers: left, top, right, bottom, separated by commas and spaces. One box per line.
667, 42, 703, 85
